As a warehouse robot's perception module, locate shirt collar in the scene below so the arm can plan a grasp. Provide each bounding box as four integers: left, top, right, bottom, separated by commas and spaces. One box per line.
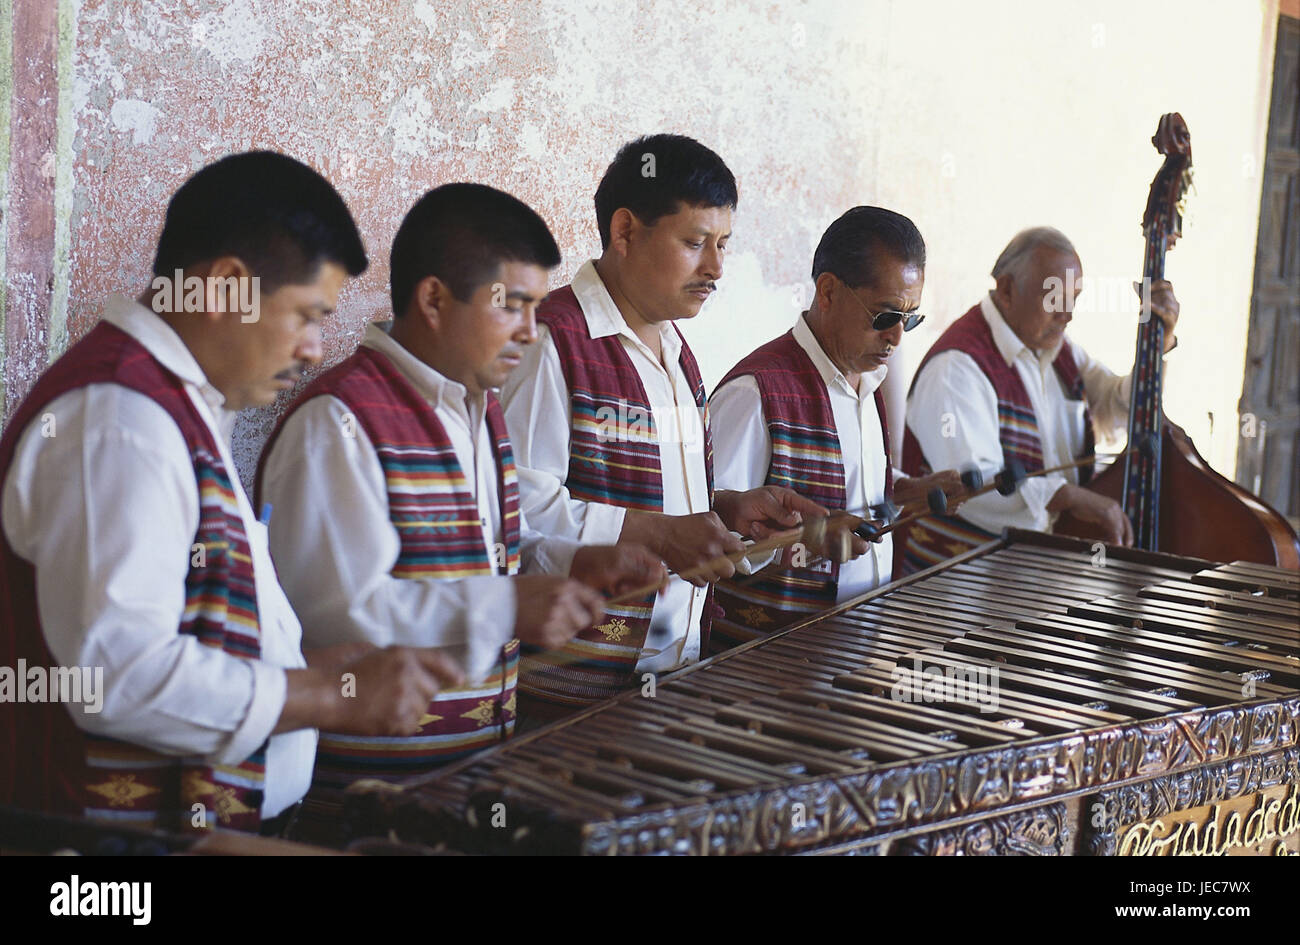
102, 295, 232, 431
361, 321, 481, 414
980, 292, 1062, 368
103, 295, 212, 390
570, 259, 682, 365
792, 312, 888, 396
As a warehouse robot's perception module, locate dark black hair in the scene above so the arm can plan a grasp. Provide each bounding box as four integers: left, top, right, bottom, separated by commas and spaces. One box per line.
152, 150, 367, 291
811, 206, 926, 288
389, 182, 561, 315
593, 134, 737, 250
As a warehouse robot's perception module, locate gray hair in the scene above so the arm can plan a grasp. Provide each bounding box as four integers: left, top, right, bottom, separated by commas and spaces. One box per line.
991, 227, 1078, 285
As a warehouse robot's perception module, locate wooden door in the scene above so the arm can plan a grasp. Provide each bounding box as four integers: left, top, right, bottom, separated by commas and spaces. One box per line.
1238, 15, 1300, 525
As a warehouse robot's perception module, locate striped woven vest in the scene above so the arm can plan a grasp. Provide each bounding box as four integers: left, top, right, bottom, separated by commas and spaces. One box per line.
0, 321, 266, 832
709, 330, 893, 653
898, 302, 1093, 574
520, 285, 714, 708
258, 344, 521, 785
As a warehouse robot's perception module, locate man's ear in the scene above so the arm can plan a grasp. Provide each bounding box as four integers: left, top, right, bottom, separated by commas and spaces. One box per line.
813, 272, 838, 311
607, 208, 637, 258
410, 275, 452, 329
201, 256, 254, 323
991, 271, 1017, 307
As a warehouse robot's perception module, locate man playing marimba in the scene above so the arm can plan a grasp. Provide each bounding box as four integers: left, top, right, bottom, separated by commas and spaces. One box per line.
258, 183, 665, 791
501, 134, 827, 722
900, 226, 1181, 573
0, 152, 463, 836
709, 207, 961, 650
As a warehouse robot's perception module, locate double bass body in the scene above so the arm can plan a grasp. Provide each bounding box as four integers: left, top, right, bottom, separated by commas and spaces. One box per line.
1059, 421, 1300, 568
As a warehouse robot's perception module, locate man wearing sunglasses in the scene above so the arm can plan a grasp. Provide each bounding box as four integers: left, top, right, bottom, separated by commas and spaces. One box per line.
707, 206, 963, 652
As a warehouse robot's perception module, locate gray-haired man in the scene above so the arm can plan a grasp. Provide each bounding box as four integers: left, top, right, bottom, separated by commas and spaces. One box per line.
899, 226, 1180, 573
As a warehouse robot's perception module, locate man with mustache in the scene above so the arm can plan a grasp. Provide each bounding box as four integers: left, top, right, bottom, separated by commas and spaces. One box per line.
707, 207, 962, 650
500, 134, 828, 723
258, 183, 664, 810
899, 226, 1180, 573
0, 151, 463, 837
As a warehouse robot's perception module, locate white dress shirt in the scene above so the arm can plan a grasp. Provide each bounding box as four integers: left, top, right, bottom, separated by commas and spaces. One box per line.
500, 260, 710, 674
906, 294, 1131, 534
260, 323, 581, 683
710, 314, 894, 597
1, 296, 312, 819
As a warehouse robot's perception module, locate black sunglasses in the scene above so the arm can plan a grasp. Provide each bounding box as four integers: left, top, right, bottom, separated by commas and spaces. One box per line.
845, 285, 926, 332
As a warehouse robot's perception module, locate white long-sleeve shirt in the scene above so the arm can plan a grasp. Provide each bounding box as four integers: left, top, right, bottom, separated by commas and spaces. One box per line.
260, 322, 580, 683
1, 296, 313, 819
906, 294, 1132, 534
710, 314, 894, 596
499, 260, 710, 674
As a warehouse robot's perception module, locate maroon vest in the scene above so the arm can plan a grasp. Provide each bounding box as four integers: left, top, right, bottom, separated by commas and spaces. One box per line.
256, 344, 521, 782
518, 285, 714, 709
898, 303, 1093, 574
0, 322, 266, 831
710, 329, 892, 652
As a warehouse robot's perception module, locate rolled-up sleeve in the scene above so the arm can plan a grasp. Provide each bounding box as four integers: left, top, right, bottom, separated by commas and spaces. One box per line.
707, 375, 772, 493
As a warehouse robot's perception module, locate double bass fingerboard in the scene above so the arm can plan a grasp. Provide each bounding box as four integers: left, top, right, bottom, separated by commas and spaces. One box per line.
1122, 233, 1167, 550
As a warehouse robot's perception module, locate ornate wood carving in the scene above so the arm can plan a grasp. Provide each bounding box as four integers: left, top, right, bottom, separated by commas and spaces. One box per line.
346, 698, 1300, 855
890, 803, 1070, 856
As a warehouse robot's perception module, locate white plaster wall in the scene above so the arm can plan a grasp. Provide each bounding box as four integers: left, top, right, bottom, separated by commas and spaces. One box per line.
42, 0, 1281, 483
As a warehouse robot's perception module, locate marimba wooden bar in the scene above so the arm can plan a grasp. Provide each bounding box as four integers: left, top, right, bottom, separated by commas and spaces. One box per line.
344, 529, 1300, 856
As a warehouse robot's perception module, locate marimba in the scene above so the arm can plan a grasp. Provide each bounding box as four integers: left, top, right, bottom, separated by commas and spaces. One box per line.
344, 529, 1300, 856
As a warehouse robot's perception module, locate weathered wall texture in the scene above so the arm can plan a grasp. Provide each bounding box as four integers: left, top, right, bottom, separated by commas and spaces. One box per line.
0, 0, 1284, 489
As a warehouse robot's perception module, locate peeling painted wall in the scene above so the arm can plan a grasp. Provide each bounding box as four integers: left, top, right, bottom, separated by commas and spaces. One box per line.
1, 0, 1284, 491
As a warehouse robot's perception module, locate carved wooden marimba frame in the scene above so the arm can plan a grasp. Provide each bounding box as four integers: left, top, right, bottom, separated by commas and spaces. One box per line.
344, 529, 1300, 856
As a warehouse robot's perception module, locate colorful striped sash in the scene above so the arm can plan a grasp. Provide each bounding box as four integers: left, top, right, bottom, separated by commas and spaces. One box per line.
0, 322, 266, 832
260, 344, 521, 785
899, 302, 1093, 573
520, 286, 714, 707
710, 329, 893, 652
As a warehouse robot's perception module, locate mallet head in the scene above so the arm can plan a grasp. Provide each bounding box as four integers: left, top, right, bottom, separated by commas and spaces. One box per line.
996, 458, 1027, 496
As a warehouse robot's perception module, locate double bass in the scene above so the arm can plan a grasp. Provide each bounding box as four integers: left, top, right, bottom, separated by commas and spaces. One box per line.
1058, 113, 1300, 568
